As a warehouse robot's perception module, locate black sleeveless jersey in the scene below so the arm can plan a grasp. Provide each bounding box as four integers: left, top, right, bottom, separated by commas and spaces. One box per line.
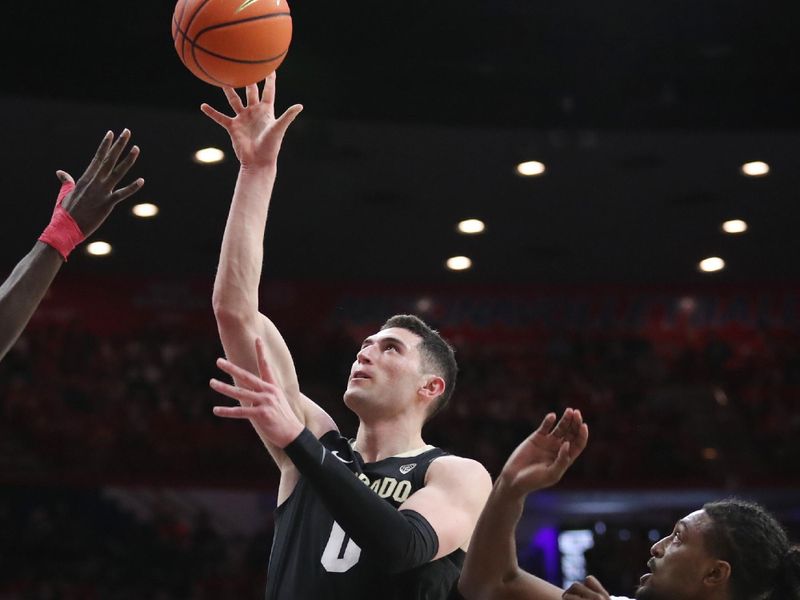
265, 430, 464, 600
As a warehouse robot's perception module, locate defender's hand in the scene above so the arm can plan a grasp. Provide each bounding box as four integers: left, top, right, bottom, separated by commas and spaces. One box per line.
499, 408, 588, 497
60, 129, 144, 237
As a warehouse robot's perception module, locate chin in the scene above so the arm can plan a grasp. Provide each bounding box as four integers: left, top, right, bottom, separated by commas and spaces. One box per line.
634, 584, 659, 600
343, 388, 368, 411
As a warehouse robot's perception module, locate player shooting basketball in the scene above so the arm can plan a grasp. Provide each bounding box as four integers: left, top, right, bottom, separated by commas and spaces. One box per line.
201, 72, 510, 599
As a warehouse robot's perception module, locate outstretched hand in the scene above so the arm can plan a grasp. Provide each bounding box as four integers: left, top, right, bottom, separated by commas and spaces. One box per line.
210, 337, 304, 448
59, 128, 144, 237
499, 408, 589, 498
200, 71, 303, 168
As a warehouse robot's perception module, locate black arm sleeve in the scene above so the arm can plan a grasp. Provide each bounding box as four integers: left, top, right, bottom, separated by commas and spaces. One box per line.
284, 428, 439, 573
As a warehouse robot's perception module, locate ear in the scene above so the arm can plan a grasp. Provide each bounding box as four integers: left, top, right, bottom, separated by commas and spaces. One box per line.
703, 560, 731, 589
417, 375, 445, 401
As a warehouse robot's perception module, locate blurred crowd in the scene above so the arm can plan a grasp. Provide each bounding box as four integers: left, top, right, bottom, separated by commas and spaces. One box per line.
1, 311, 798, 488
1, 488, 797, 598
440, 328, 800, 487
1, 284, 799, 597
0, 487, 269, 599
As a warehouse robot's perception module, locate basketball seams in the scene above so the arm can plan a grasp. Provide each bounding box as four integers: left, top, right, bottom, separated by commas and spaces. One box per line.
189, 44, 228, 85
193, 44, 288, 66
181, 0, 216, 62
171, 0, 181, 38
175, 0, 189, 34
172, 0, 189, 49
176, 11, 290, 59
195, 11, 291, 35
172, 0, 292, 87
193, 13, 291, 59
189, 44, 286, 85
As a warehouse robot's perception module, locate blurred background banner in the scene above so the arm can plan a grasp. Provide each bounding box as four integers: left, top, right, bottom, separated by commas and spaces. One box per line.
23, 276, 800, 334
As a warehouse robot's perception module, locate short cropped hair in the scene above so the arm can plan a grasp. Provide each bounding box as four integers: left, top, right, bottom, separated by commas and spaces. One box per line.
381, 314, 457, 422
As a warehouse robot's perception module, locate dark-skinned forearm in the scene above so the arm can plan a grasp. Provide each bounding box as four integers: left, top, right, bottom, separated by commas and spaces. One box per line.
460, 478, 565, 600
459, 477, 526, 598
0, 242, 63, 360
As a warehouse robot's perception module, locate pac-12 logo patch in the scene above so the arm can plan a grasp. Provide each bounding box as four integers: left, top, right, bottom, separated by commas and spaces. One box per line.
399, 463, 417, 474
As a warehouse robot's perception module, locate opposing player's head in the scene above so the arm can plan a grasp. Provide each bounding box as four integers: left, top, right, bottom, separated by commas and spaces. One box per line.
343, 314, 457, 424
636, 498, 800, 600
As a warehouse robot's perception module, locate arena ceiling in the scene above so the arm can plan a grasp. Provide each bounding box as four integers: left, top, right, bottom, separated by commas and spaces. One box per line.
1, 1, 799, 286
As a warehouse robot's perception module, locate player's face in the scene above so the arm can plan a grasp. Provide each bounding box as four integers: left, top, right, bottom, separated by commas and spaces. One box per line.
635, 510, 718, 600
343, 327, 426, 416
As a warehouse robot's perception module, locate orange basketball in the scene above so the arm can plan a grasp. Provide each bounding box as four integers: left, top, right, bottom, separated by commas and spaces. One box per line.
172, 0, 292, 88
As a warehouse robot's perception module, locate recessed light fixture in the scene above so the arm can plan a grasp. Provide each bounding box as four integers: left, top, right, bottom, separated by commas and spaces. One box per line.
446, 256, 472, 271
86, 241, 112, 256
457, 219, 485, 234
516, 160, 546, 176
740, 161, 769, 177
721, 219, 747, 234
678, 296, 697, 312
194, 147, 225, 164
132, 203, 159, 218
698, 257, 725, 273
415, 297, 434, 313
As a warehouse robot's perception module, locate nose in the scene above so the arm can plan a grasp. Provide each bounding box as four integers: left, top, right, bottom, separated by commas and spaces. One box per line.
356, 346, 373, 364
650, 535, 667, 558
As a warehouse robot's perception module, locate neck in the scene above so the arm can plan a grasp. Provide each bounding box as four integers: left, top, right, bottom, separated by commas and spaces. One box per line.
691, 586, 728, 600
354, 416, 426, 463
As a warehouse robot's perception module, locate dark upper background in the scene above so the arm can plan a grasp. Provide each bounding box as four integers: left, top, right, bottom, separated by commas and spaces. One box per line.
1, 0, 799, 286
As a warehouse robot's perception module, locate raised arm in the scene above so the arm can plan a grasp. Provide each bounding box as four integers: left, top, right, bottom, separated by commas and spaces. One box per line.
0, 129, 143, 361
201, 74, 336, 480
459, 410, 589, 600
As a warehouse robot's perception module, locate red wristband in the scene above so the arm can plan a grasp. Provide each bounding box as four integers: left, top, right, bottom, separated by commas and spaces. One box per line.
38, 180, 85, 261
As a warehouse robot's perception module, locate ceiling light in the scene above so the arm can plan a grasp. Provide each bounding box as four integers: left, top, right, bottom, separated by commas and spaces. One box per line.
714, 387, 729, 406
698, 257, 725, 273
132, 203, 159, 218
415, 297, 434, 313
446, 256, 472, 271
740, 161, 769, 177
86, 241, 112, 256
457, 219, 485, 234
678, 296, 697, 312
721, 219, 747, 234
516, 161, 546, 176
194, 147, 225, 164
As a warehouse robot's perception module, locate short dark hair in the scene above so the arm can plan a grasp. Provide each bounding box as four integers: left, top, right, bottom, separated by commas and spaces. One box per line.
703, 498, 800, 600
380, 314, 457, 422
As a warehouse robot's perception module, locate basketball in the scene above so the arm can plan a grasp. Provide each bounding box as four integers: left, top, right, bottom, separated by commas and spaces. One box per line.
172, 0, 292, 88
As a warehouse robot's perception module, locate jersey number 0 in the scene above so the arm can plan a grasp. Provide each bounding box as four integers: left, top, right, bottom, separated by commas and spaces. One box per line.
321, 521, 361, 572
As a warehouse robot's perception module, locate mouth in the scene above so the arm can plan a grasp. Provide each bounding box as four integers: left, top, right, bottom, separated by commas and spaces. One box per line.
639, 558, 656, 584
350, 370, 371, 381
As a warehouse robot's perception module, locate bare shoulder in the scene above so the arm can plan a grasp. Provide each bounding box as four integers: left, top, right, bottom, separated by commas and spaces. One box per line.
426, 454, 493, 490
